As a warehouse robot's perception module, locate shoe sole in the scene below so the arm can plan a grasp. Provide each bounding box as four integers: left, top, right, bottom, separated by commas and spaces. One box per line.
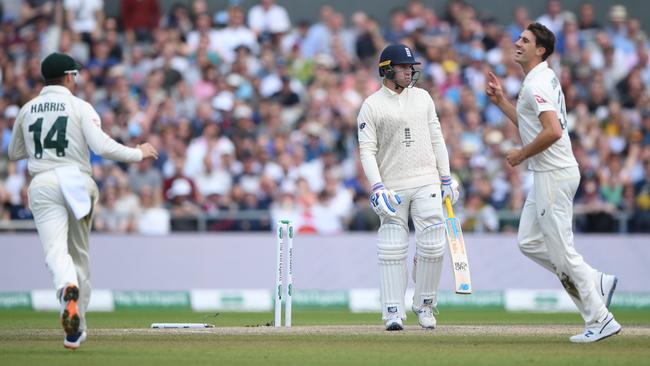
572, 328, 622, 343
385, 323, 403, 331
61, 286, 80, 336
63, 341, 80, 350
602, 276, 618, 308
595, 328, 621, 342
63, 331, 86, 350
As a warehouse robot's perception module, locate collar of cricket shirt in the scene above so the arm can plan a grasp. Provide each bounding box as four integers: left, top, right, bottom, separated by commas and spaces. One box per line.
40, 85, 73, 96
381, 83, 408, 98
522, 61, 549, 86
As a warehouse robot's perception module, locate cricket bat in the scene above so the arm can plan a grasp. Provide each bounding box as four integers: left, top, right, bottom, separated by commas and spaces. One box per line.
444, 197, 472, 294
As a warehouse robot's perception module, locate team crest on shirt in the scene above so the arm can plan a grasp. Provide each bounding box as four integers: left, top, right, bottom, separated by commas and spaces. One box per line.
534, 94, 547, 104
551, 76, 559, 89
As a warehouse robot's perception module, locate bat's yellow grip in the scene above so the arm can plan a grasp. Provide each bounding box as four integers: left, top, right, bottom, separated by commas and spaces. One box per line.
444, 196, 455, 218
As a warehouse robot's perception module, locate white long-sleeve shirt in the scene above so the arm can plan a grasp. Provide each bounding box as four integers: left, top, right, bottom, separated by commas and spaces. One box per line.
357, 84, 451, 191
8, 85, 142, 176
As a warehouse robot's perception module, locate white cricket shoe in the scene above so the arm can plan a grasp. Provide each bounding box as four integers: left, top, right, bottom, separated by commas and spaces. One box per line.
64, 330, 87, 350
597, 273, 618, 308
412, 305, 437, 329
384, 314, 404, 331
569, 312, 621, 343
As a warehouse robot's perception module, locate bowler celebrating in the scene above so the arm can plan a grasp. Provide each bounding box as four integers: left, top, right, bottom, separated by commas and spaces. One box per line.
486, 23, 620, 343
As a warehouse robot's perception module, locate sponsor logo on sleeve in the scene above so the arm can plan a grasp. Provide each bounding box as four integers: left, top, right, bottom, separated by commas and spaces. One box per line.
359, 122, 366, 130
534, 95, 547, 104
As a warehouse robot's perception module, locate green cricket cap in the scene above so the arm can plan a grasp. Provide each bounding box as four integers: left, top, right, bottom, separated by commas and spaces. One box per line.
41, 52, 82, 79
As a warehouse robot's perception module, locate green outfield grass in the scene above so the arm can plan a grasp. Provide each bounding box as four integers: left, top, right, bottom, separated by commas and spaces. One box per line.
1, 309, 649, 366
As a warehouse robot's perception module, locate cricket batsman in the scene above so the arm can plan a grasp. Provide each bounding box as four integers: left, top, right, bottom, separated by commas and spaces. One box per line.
486, 23, 621, 342
357, 44, 459, 331
8, 53, 158, 349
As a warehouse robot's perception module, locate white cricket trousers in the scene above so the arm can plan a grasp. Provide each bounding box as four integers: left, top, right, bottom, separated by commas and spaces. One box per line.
518, 166, 607, 324
28, 169, 99, 331
377, 183, 446, 320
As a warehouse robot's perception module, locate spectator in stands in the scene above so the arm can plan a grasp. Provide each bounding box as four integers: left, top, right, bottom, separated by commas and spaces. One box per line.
9, 186, 32, 220
536, 0, 564, 35
166, 176, 202, 230
508, 6, 531, 43
128, 158, 163, 196
247, 0, 291, 40
575, 176, 618, 232
164, 157, 199, 204
121, 0, 161, 44
86, 41, 119, 87
216, 5, 257, 63
162, 3, 193, 36
64, 0, 104, 44
94, 185, 133, 233
462, 190, 498, 232
383, 7, 406, 44
136, 184, 171, 235
271, 75, 300, 106
195, 152, 232, 199
186, 12, 220, 55
352, 11, 383, 64
4, 161, 24, 212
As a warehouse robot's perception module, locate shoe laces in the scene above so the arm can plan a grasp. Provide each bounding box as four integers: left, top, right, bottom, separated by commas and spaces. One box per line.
418, 305, 439, 317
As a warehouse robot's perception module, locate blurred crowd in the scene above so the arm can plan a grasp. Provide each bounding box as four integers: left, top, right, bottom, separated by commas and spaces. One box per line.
1, 0, 649, 234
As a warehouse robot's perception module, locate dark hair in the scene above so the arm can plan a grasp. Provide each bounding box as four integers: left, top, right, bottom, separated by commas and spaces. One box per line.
526, 22, 555, 61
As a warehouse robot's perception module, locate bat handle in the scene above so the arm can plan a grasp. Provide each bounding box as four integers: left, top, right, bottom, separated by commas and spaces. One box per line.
444, 196, 455, 218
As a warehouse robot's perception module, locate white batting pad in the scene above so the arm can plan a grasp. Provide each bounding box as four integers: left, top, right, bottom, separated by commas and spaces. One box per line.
413, 223, 445, 309
377, 223, 409, 320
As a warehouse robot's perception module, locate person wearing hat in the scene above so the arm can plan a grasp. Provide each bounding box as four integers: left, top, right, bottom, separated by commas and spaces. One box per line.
357, 44, 460, 331
8, 52, 158, 349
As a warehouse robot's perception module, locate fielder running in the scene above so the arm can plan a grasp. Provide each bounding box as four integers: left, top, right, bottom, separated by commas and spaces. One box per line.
358, 44, 459, 331
8, 53, 158, 349
486, 23, 621, 342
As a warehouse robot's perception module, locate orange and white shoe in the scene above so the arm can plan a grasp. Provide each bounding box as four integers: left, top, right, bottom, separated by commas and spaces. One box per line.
60, 285, 80, 340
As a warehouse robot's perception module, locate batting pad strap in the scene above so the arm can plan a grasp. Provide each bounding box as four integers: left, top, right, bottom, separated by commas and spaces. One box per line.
415, 223, 446, 259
